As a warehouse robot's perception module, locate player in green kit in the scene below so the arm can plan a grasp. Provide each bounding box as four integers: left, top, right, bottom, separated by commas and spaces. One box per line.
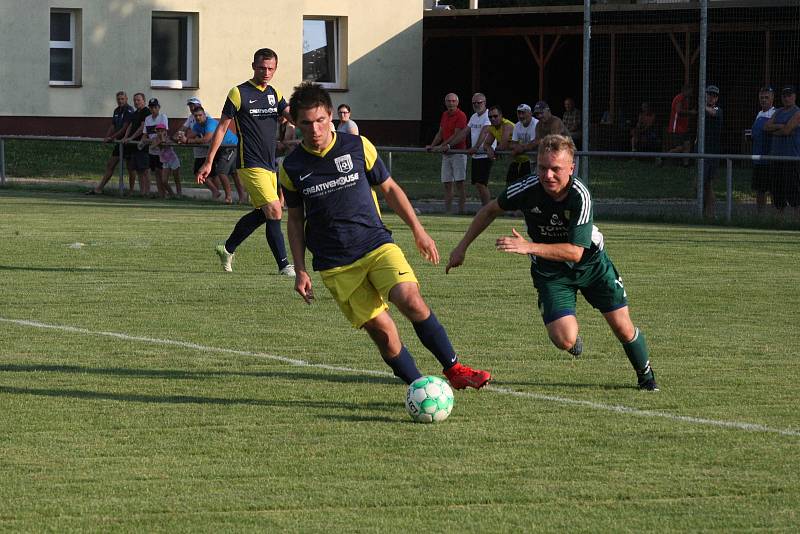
446, 134, 659, 391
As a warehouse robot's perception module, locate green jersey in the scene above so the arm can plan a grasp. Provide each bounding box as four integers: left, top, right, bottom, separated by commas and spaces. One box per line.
496, 175, 605, 276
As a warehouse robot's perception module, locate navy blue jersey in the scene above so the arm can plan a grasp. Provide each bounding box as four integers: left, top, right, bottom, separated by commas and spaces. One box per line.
280, 133, 393, 271
221, 81, 287, 171
112, 104, 134, 132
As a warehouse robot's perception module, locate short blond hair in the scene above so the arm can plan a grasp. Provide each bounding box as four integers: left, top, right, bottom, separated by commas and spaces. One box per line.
538, 134, 576, 159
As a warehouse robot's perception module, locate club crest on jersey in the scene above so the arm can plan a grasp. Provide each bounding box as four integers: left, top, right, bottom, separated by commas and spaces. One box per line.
267, 94, 276, 106
334, 154, 354, 173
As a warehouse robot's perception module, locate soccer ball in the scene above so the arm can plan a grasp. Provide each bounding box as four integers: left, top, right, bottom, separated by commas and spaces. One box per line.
405, 375, 454, 423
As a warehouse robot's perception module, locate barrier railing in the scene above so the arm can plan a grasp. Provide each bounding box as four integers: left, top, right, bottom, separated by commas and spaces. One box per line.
2, 135, 798, 223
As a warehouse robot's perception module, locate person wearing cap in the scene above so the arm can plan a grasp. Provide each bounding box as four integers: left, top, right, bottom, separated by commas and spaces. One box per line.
426, 93, 469, 215
508, 103, 538, 185
764, 85, 800, 215
143, 98, 175, 198
750, 86, 776, 214
196, 47, 294, 276
177, 97, 206, 174
700, 85, 723, 218
533, 101, 570, 145
183, 106, 239, 204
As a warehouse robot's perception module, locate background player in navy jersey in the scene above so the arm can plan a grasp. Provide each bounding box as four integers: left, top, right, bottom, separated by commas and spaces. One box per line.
280, 82, 490, 390
196, 48, 293, 276
447, 134, 659, 391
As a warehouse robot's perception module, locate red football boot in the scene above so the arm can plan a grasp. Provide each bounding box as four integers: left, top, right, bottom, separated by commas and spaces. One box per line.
444, 362, 491, 390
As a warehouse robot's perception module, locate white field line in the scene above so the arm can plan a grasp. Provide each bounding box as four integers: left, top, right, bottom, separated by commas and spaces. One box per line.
2, 316, 799, 437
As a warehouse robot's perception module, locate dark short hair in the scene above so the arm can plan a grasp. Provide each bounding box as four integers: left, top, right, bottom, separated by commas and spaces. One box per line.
192, 106, 205, 114
253, 48, 278, 64
116, 91, 126, 97
133, 92, 145, 100
289, 82, 333, 122
338, 104, 351, 113
489, 105, 503, 115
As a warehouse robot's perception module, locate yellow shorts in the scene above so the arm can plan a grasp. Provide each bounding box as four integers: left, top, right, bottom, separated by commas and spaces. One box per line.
238, 167, 279, 208
320, 243, 419, 328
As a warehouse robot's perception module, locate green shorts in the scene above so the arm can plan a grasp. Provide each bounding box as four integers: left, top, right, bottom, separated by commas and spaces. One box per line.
531, 250, 628, 324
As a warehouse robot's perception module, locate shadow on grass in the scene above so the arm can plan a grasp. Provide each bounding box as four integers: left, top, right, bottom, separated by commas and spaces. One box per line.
0, 385, 400, 413
0, 363, 399, 386
0, 264, 208, 274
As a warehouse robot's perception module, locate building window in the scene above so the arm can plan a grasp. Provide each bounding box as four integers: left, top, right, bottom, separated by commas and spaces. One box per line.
50, 9, 80, 85
151, 12, 197, 88
303, 17, 347, 89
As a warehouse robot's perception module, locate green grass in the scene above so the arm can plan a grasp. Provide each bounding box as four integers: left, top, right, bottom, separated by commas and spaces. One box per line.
1, 191, 799, 531
4, 139, 756, 201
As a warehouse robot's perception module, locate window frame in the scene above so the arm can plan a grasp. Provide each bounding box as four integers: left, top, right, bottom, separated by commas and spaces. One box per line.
150, 11, 197, 89
49, 8, 80, 86
302, 16, 348, 91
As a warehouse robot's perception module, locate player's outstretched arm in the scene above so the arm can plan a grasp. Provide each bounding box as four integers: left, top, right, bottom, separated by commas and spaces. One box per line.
377, 177, 439, 265
287, 205, 314, 304
446, 200, 505, 273
196, 116, 231, 184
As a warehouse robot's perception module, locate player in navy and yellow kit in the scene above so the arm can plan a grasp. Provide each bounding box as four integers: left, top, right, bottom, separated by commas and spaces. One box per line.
447, 134, 659, 391
196, 48, 293, 276
280, 82, 490, 390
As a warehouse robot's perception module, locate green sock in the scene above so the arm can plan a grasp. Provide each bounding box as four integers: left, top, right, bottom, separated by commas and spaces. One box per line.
622, 328, 652, 377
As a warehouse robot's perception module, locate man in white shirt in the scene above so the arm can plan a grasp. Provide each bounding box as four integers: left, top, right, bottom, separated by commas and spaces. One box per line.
466, 92, 493, 206
507, 103, 538, 185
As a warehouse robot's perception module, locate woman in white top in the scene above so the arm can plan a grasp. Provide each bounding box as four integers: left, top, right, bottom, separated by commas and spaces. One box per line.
336, 104, 359, 135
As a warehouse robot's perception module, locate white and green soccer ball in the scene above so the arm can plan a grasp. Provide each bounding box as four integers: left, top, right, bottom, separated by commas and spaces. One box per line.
405, 375, 454, 423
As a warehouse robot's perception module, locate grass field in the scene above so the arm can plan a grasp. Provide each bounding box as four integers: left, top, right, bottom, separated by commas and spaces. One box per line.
1, 191, 799, 531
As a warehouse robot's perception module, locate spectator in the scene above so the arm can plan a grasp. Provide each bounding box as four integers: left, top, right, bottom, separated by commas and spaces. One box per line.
336, 104, 359, 135
120, 92, 151, 197
87, 91, 134, 195
466, 92, 493, 206
143, 98, 173, 198
534, 101, 574, 174
176, 97, 208, 184
154, 124, 181, 198
482, 105, 514, 163
508, 103, 538, 184
750, 86, 776, 214
426, 93, 468, 214
663, 83, 696, 166
764, 85, 800, 216
630, 102, 658, 152
184, 106, 237, 204
562, 97, 582, 144
701, 85, 723, 219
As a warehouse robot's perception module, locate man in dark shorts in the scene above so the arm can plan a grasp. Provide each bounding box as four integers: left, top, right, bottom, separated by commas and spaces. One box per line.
750, 86, 776, 214
466, 92, 493, 206
447, 134, 659, 391
183, 107, 238, 203
87, 91, 134, 195
120, 92, 151, 197
764, 85, 800, 216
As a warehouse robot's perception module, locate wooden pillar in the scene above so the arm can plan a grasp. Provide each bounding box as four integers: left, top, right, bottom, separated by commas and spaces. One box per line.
471, 36, 480, 95
539, 35, 545, 101
609, 33, 616, 125
765, 30, 771, 85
